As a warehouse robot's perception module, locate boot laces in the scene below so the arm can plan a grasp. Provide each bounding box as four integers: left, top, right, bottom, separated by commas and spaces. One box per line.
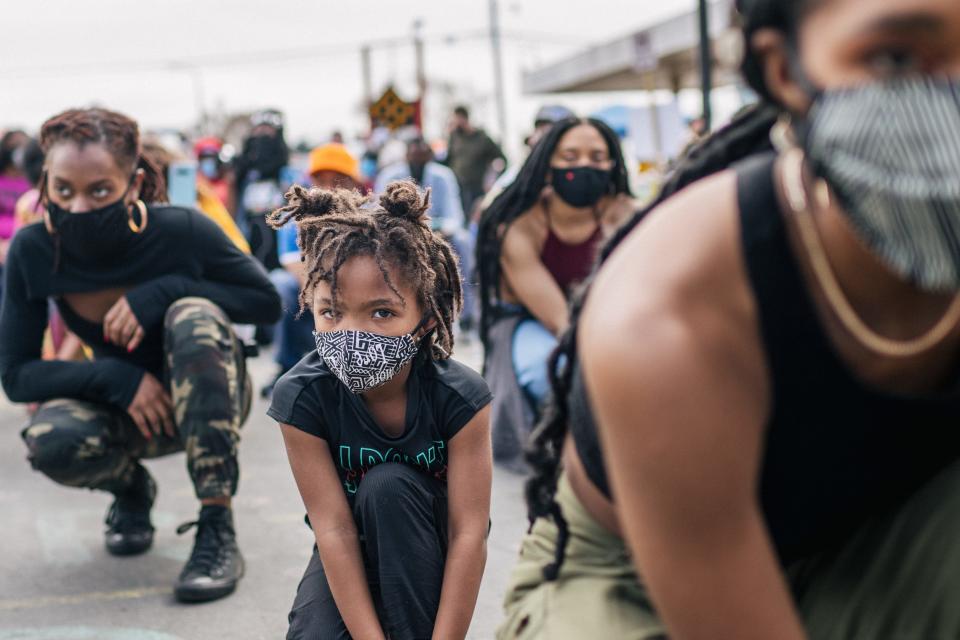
177, 517, 229, 574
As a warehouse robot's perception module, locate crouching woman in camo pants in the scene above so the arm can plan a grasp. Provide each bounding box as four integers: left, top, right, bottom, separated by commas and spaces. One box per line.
0, 108, 281, 604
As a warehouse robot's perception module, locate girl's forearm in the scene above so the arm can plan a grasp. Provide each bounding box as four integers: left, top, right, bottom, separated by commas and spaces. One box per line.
315, 530, 386, 640
432, 534, 487, 640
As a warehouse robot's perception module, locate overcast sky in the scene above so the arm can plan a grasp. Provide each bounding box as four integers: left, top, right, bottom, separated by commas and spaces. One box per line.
0, 0, 699, 149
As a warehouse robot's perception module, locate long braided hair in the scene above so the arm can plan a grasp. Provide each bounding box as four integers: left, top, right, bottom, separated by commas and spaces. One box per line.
525, 0, 812, 581
268, 180, 462, 361
476, 117, 632, 349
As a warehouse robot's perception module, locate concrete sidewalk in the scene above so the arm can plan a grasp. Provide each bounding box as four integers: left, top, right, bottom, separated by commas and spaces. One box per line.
0, 342, 528, 639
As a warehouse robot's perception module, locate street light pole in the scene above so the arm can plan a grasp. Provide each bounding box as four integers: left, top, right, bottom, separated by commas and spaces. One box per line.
489, 0, 509, 144
698, 0, 713, 131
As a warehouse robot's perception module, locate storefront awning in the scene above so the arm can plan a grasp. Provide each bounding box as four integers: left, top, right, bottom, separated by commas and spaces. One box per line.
523, 1, 741, 94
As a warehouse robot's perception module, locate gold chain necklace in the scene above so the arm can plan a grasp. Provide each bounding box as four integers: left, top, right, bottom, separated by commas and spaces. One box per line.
783, 147, 960, 358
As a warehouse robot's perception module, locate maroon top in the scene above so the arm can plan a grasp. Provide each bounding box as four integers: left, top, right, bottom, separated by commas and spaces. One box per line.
540, 222, 602, 295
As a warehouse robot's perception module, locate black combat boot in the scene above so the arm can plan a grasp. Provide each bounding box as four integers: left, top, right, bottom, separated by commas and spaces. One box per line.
174, 505, 245, 603
104, 464, 156, 556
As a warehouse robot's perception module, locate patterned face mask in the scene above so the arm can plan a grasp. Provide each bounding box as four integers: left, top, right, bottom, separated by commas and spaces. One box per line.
313, 320, 427, 394
804, 75, 960, 292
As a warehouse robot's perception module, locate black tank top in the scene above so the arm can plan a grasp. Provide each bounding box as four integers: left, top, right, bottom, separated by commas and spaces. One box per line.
569, 152, 960, 564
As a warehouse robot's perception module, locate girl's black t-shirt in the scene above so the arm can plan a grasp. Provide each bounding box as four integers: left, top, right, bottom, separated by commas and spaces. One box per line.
268, 351, 492, 500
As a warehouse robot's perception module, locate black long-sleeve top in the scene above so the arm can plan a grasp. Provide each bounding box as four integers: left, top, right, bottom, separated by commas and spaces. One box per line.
0, 205, 282, 409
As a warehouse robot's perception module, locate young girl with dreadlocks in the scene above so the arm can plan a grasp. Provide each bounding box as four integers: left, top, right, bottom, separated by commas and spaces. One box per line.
500, 0, 960, 638
0, 107, 282, 604
267, 181, 492, 640
476, 118, 633, 471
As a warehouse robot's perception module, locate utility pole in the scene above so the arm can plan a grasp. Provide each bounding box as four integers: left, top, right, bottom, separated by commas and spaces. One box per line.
489, 0, 509, 144
361, 45, 373, 109
413, 19, 426, 130
698, 0, 713, 131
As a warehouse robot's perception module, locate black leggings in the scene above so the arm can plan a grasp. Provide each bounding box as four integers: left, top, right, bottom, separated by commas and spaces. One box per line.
287, 463, 448, 640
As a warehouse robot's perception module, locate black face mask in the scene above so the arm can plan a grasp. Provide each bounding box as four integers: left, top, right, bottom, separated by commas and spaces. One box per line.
46, 190, 138, 265
409, 161, 427, 185
243, 134, 288, 180
550, 166, 611, 208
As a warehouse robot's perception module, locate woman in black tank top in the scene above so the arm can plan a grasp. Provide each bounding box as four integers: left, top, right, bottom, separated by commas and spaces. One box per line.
499, 1, 960, 639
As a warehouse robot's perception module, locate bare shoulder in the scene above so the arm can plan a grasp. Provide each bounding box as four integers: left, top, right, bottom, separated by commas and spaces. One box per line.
501, 204, 547, 256
581, 170, 769, 422
601, 193, 640, 230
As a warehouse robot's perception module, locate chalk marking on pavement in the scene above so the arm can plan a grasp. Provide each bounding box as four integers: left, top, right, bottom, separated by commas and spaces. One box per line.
0, 627, 183, 640
35, 512, 92, 566
0, 586, 170, 611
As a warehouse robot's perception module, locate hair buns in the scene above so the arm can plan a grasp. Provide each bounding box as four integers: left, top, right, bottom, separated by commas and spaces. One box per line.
379, 180, 431, 222
268, 185, 364, 229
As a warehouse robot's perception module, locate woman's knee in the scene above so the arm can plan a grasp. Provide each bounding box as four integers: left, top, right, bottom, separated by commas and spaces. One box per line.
512, 320, 557, 403
354, 463, 432, 515
164, 297, 231, 345
22, 402, 112, 482
164, 297, 242, 393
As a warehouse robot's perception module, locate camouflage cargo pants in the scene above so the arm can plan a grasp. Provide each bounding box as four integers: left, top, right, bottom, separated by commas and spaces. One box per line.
21, 298, 252, 500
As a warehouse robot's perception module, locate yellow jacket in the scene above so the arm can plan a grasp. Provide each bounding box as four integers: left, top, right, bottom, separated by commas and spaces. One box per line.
196, 182, 250, 254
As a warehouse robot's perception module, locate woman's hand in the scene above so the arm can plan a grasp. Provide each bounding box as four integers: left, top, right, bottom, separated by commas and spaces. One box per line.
126, 372, 175, 440
103, 296, 146, 352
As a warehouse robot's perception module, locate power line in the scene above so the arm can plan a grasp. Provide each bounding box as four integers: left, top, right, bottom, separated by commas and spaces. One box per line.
0, 30, 587, 80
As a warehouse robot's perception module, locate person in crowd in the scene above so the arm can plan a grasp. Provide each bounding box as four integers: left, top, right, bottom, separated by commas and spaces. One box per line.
482, 105, 576, 210
234, 109, 300, 273
261, 142, 363, 397
141, 138, 250, 254
0, 107, 282, 603
194, 135, 234, 214
0, 130, 33, 284
476, 117, 634, 471
14, 138, 45, 228
446, 105, 505, 220
375, 137, 480, 333
12, 139, 84, 366
267, 181, 492, 640
375, 137, 462, 237
499, 0, 960, 638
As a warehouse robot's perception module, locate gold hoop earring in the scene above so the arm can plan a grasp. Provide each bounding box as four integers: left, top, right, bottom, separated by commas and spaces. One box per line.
43, 209, 55, 235
128, 200, 148, 234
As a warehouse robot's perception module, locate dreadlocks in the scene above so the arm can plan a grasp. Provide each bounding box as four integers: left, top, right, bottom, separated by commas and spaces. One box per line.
268, 180, 463, 361
476, 117, 632, 349
523, 0, 810, 581
39, 108, 167, 203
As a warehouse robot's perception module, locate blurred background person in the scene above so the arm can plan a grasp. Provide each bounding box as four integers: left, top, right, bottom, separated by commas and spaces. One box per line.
0, 130, 33, 288
14, 138, 46, 228
234, 109, 300, 274
445, 105, 505, 222
141, 138, 250, 254
194, 135, 235, 216
476, 117, 634, 471
262, 142, 363, 397
376, 135, 463, 236
375, 135, 483, 335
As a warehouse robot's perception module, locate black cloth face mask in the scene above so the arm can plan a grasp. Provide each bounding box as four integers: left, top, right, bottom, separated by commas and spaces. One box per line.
550, 166, 611, 208
46, 181, 139, 265
242, 134, 288, 180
